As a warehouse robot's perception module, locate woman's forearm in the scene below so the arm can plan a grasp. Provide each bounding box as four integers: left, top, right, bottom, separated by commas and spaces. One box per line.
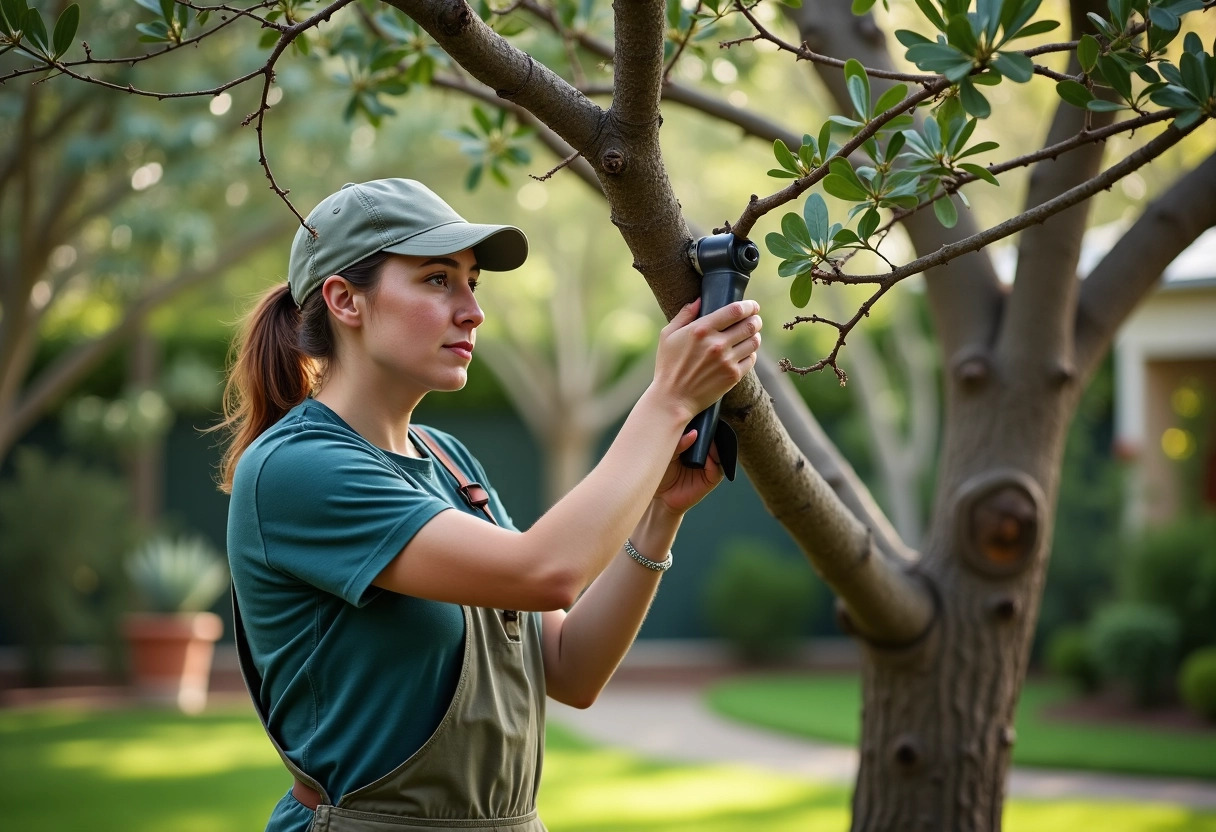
542, 502, 682, 707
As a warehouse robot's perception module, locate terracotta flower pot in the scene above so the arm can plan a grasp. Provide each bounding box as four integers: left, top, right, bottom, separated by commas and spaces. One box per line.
123, 611, 224, 714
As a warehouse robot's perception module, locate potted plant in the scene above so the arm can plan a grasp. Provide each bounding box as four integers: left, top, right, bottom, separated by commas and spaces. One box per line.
123, 535, 228, 713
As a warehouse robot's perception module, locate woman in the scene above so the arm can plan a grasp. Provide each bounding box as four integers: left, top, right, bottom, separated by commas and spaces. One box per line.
218, 178, 762, 832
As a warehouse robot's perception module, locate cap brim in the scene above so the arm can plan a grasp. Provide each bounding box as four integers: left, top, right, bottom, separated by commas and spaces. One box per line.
382, 222, 528, 272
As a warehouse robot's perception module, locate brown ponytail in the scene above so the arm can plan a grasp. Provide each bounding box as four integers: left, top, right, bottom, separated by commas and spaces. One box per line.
212, 252, 389, 493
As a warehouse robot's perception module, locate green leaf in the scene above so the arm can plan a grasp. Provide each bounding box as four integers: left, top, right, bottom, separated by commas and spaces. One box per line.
873, 83, 909, 116
992, 51, 1034, 82
790, 272, 814, 308
818, 122, 833, 161
844, 59, 871, 119
159, 0, 175, 22
852, 0, 878, 14
858, 208, 880, 240
829, 157, 868, 192
956, 140, 1000, 158
959, 81, 991, 118
51, 3, 78, 59
803, 194, 830, 242
913, 0, 947, 31
133, 0, 160, 13
0, 0, 27, 36
1077, 34, 1099, 73
1096, 54, 1132, 100
472, 106, 495, 135
822, 174, 868, 201
767, 169, 801, 179
959, 162, 999, 185
1182, 32, 1202, 56
778, 257, 814, 277
1172, 108, 1204, 129
1003, 18, 1059, 41
1056, 79, 1095, 107
895, 29, 934, 48
1002, 0, 1043, 39
783, 211, 815, 248
1085, 98, 1127, 112
23, 7, 47, 52
945, 14, 979, 56
773, 138, 800, 174
258, 28, 277, 49
1148, 5, 1180, 31
1148, 86, 1198, 109
466, 163, 484, 191
765, 232, 808, 261
934, 194, 959, 227
1179, 52, 1209, 103
833, 228, 860, 245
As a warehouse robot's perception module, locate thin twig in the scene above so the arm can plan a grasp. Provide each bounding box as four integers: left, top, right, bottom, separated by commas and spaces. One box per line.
530, 148, 583, 181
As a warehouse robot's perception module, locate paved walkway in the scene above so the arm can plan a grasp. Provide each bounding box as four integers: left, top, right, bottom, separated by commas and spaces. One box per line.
548, 679, 1216, 810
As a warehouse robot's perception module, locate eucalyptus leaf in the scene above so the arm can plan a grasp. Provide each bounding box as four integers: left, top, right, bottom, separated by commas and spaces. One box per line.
858, 208, 880, 240
959, 80, 991, 118
992, 51, 1034, 83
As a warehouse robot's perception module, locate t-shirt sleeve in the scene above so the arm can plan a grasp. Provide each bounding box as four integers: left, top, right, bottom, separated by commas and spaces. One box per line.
254, 428, 451, 606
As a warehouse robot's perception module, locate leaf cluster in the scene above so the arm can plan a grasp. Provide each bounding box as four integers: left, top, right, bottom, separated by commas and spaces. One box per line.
896, 0, 1058, 118
0, 0, 80, 61
443, 105, 534, 190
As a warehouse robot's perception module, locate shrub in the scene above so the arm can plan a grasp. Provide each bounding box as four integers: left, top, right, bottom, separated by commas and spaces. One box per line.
1045, 626, 1101, 693
0, 449, 137, 685
1120, 513, 1216, 656
703, 540, 818, 663
1178, 648, 1216, 722
1088, 602, 1181, 707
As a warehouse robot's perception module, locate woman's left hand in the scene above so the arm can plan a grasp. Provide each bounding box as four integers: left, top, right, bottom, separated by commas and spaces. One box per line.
653, 429, 724, 516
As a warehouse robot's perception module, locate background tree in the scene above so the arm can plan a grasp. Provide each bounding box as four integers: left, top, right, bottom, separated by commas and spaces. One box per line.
4, 1, 1214, 830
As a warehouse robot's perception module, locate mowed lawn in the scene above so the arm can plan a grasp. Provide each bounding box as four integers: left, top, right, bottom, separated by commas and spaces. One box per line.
1, 701, 1213, 832
707, 674, 1216, 780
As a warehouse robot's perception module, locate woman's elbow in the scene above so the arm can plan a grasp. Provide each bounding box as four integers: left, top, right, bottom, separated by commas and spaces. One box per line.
550, 684, 601, 710
528, 565, 582, 611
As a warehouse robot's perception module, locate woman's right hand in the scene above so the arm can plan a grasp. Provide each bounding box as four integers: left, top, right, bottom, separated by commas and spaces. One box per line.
650, 297, 763, 420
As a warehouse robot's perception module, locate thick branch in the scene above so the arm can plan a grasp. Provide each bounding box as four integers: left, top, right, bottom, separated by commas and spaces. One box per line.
997, 0, 1115, 372
723, 369, 932, 641
1075, 150, 1216, 379
611, 0, 666, 128
386, 0, 605, 152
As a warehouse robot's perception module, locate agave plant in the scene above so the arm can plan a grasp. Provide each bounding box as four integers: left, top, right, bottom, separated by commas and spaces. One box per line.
126, 535, 229, 614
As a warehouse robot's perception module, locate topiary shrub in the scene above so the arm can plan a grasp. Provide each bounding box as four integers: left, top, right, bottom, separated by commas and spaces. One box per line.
1088, 602, 1181, 707
1178, 648, 1216, 722
1045, 626, 1101, 693
702, 540, 818, 663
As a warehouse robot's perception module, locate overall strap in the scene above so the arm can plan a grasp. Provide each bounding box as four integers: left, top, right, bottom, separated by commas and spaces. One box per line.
412, 427, 497, 526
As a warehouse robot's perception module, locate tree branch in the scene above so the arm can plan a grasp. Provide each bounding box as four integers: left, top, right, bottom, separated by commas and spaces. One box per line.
1075, 150, 1216, 380
611, 0, 666, 128
997, 0, 1115, 374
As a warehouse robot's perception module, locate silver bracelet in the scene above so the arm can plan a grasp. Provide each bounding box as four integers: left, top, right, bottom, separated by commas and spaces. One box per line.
624, 538, 672, 572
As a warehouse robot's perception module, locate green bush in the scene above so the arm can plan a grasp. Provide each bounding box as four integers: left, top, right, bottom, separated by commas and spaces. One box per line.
0, 449, 137, 685
1178, 648, 1216, 722
702, 540, 818, 663
1045, 626, 1101, 693
127, 535, 228, 613
1088, 602, 1181, 707
1120, 513, 1216, 656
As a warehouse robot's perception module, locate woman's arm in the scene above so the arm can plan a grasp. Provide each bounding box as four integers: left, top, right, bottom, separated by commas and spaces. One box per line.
371, 299, 761, 611
539, 500, 682, 708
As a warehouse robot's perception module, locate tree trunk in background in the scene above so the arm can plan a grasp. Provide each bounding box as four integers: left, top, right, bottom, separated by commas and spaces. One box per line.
542, 418, 596, 509
128, 328, 162, 529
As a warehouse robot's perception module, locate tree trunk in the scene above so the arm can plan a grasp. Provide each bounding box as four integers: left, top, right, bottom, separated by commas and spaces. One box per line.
852, 369, 1077, 829
542, 418, 596, 509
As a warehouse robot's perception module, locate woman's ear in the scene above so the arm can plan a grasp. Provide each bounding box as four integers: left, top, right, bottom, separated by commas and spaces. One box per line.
321, 275, 363, 328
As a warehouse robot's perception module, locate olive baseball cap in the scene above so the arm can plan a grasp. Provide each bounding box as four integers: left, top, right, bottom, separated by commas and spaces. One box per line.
287, 179, 529, 304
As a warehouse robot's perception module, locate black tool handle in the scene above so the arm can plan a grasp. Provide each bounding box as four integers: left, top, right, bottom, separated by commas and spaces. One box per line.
679, 269, 750, 469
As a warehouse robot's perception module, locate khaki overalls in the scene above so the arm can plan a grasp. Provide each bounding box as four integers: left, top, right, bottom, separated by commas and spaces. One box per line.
235, 427, 547, 831
236, 600, 547, 832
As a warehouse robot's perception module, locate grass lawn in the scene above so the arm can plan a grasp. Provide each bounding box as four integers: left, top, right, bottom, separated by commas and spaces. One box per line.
706, 673, 1216, 780
1, 702, 1213, 831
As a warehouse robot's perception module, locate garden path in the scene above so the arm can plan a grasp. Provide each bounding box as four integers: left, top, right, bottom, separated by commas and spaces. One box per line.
549, 678, 1216, 810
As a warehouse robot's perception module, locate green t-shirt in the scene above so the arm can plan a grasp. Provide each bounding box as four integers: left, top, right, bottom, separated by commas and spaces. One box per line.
227, 399, 518, 830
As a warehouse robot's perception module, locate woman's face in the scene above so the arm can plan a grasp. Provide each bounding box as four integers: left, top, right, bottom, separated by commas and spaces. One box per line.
357, 248, 485, 397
